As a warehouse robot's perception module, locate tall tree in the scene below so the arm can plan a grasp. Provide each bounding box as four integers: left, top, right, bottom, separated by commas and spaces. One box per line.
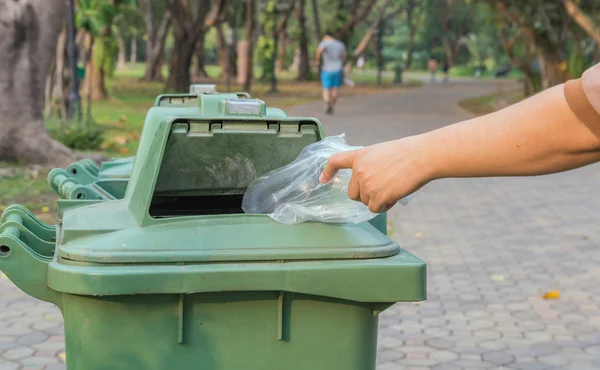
164, 0, 212, 92
350, 0, 393, 61
140, 0, 171, 81
114, 4, 145, 70
0, 0, 77, 164
336, 0, 379, 42
243, 0, 256, 91
77, 0, 123, 101
296, 0, 310, 81
495, 0, 568, 89
193, 0, 228, 78
563, 0, 600, 45
310, 0, 322, 40
276, 0, 296, 72
404, 0, 419, 69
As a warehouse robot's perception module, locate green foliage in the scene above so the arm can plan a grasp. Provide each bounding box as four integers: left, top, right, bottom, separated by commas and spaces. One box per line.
93, 36, 119, 77
569, 45, 587, 79
113, 4, 145, 38
76, 0, 127, 32
54, 124, 105, 151
258, 0, 278, 81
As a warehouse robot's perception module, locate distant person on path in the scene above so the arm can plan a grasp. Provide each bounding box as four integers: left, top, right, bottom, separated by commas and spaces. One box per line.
320, 62, 600, 213
357, 56, 365, 70
428, 57, 438, 83
442, 59, 450, 83
316, 31, 346, 115
495, 63, 512, 78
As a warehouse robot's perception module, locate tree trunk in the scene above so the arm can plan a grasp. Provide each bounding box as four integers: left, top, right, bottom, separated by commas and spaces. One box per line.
193, 32, 208, 78
289, 48, 300, 72
337, 0, 378, 42
141, 0, 157, 80
45, 28, 69, 122
82, 35, 109, 101
537, 51, 566, 89
351, 0, 392, 59
117, 33, 127, 70
243, 0, 256, 92
275, 1, 296, 74
165, 36, 195, 92
310, 0, 322, 40
85, 58, 109, 101
276, 31, 288, 73
130, 36, 137, 64
0, 0, 77, 165
270, 30, 279, 93
405, 0, 416, 70
216, 24, 230, 79
563, 0, 600, 45
296, 0, 310, 81
496, 0, 566, 89
44, 58, 56, 118
144, 13, 170, 81
229, 21, 238, 77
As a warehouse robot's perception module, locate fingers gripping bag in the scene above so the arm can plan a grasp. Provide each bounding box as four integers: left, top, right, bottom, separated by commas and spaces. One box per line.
242, 134, 412, 225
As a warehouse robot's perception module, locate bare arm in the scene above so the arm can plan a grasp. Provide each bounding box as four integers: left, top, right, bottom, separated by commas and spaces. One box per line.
425, 84, 600, 178
315, 47, 323, 65
321, 84, 600, 212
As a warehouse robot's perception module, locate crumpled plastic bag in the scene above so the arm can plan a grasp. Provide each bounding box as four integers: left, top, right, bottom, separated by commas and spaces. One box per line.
242, 134, 412, 225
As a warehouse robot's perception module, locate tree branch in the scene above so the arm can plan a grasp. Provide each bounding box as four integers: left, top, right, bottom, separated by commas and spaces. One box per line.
205, 0, 229, 28
276, 0, 297, 35
563, 0, 600, 44
337, 0, 379, 40
352, 0, 393, 57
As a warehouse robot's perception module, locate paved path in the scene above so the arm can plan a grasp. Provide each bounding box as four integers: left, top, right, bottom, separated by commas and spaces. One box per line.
2, 78, 600, 369
288, 79, 600, 369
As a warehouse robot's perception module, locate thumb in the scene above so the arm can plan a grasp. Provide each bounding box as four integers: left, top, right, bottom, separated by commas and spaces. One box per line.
320, 150, 357, 183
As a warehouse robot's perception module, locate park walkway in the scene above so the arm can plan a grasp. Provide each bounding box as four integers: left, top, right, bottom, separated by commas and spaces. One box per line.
288, 77, 600, 369
2, 78, 600, 369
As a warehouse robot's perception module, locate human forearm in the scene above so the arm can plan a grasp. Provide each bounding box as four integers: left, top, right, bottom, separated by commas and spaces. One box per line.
321, 80, 600, 212
422, 84, 600, 180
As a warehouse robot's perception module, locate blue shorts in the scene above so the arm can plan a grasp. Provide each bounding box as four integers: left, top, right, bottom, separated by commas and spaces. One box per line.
321, 70, 343, 89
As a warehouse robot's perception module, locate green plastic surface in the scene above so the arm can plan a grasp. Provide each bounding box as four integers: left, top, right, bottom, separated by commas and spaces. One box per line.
60, 292, 380, 370
0, 90, 426, 370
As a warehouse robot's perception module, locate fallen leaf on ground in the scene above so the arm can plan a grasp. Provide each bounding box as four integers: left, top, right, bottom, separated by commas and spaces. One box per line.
40, 206, 50, 213
542, 290, 560, 300
415, 232, 423, 238
113, 136, 129, 145
491, 275, 505, 282
58, 352, 66, 362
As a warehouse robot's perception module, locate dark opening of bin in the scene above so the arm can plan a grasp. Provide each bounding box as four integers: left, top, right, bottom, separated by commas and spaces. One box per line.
148, 119, 319, 218
150, 194, 244, 217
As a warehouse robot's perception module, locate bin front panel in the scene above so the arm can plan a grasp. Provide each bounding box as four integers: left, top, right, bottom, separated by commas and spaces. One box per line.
62, 292, 378, 370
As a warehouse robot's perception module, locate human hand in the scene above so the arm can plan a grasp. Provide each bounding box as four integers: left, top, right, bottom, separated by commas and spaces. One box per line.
319, 135, 433, 213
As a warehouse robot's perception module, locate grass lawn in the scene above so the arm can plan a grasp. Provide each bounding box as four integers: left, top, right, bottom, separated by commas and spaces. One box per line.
459, 85, 525, 116
1, 64, 422, 222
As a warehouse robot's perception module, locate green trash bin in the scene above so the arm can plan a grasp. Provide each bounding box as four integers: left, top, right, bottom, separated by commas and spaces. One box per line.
1, 97, 425, 370
51, 92, 389, 234
54, 89, 284, 201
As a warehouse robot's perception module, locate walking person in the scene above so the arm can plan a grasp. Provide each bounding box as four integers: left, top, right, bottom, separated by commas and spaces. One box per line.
315, 30, 346, 115
428, 57, 438, 83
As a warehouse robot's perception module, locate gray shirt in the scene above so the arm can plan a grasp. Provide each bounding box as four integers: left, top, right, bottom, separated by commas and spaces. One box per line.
318, 39, 346, 72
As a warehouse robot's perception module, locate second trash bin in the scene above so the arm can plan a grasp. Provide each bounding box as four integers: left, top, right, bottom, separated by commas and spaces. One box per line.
1, 94, 425, 370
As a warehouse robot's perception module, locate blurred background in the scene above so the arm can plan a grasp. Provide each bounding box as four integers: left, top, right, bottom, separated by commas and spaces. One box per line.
1, 0, 599, 222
